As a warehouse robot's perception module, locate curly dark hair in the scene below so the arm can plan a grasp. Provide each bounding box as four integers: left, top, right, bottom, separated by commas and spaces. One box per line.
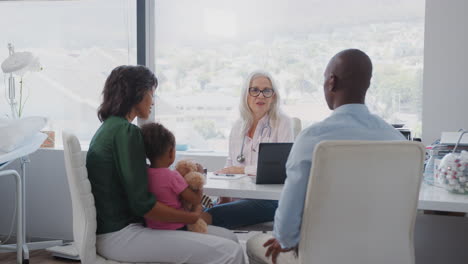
98, 65, 158, 122
141, 122, 176, 161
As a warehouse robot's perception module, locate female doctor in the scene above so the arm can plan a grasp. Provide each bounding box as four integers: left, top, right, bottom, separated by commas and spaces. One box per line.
205, 71, 294, 229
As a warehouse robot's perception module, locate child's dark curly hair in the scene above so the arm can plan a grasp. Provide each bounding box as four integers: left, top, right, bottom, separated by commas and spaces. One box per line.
141, 123, 175, 161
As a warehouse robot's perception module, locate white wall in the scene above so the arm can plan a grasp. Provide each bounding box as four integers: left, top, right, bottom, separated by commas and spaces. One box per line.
0, 149, 73, 240
422, 0, 468, 143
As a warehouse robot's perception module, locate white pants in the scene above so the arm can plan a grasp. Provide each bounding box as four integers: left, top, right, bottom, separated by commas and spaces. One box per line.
97, 223, 245, 264
247, 234, 297, 264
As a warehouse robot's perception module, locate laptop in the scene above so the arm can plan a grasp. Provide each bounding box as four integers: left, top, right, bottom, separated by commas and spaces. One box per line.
256, 142, 293, 184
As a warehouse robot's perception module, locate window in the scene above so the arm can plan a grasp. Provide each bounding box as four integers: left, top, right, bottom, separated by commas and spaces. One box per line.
0, 0, 136, 146
153, 0, 424, 152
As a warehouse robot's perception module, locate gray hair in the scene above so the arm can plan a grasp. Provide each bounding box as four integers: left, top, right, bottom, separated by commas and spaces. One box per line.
239, 70, 282, 134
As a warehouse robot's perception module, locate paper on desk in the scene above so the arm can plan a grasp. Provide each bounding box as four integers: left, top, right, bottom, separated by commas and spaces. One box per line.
208, 173, 247, 180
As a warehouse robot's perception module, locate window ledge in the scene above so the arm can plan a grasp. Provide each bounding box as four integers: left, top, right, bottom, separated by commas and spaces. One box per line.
38, 146, 227, 158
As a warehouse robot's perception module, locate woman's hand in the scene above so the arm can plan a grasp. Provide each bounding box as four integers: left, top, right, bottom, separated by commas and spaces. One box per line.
180, 187, 203, 207
216, 166, 245, 174
193, 204, 203, 215
145, 202, 202, 224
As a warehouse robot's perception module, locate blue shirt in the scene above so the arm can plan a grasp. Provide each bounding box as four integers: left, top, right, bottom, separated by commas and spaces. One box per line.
273, 104, 405, 249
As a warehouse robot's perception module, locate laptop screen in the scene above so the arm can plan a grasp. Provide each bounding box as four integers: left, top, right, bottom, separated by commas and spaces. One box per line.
256, 142, 293, 184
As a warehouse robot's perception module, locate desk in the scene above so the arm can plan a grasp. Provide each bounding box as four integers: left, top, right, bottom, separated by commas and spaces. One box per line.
418, 183, 468, 213
205, 173, 282, 200
0, 133, 62, 264
204, 173, 468, 213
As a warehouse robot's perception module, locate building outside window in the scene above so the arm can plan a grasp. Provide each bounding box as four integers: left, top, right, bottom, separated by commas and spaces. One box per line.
0, 0, 424, 151
0, 0, 136, 146
153, 0, 424, 152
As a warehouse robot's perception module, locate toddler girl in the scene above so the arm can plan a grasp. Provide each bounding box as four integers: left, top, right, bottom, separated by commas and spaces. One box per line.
141, 122, 203, 230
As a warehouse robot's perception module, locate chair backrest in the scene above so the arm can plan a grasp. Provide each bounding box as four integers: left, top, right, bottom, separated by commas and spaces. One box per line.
62, 132, 103, 264
292, 117, 302, 139
298, 141, 425, 264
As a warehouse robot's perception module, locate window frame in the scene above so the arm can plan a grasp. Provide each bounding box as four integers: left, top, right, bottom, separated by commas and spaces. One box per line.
137, 0, 156, 126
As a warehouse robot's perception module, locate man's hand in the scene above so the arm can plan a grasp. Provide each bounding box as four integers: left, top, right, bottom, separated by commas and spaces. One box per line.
263, 238, 294, 264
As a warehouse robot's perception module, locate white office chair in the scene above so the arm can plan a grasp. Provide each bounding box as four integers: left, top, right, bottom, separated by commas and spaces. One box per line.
292, 117, 302, 139
63, 132, 134, 264
298, 141, 425, 264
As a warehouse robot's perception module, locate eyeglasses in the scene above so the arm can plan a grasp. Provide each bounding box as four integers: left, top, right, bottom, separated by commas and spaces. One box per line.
248, 87, 275, 98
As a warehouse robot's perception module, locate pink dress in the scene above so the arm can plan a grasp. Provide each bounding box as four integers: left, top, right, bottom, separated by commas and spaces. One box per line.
145, 168, 188, 230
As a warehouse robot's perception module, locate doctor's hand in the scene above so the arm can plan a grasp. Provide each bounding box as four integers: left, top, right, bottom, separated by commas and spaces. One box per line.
264, 238, 295, 264
216, 166, 245, 174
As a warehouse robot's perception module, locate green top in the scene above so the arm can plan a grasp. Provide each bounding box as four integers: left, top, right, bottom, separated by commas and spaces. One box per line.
86, 116, 156, 234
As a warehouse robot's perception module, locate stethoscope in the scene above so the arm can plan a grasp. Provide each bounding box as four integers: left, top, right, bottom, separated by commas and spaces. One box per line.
237, 118, 272, 163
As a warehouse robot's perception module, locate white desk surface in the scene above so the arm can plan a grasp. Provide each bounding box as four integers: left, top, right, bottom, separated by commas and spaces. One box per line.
0, 133, 46, 166
418, 183, 468, 213
205, 173, 282, 200
204, 173, 468, 213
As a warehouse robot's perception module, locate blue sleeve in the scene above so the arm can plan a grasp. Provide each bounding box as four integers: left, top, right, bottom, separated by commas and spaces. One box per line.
273, 131, 317, 249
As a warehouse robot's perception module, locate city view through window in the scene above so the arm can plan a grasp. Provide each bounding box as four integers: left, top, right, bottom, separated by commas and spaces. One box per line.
0, 0, 424, 152
154, 0, 424, 152
0, 0, 136, 147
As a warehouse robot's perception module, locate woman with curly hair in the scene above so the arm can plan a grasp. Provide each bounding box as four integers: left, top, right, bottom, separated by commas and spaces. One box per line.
86, 65, 244, 264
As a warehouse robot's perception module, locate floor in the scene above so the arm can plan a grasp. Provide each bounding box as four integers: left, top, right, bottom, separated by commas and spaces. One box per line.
0, 231, 263, 264
0, 249, 78, 264
3, 214, 468, 264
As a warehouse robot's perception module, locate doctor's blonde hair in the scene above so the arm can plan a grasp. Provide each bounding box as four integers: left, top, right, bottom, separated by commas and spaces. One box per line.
239, 70, 282, 134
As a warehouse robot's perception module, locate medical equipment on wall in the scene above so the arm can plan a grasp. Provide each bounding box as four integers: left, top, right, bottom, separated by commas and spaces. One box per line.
236, 117, 272, 163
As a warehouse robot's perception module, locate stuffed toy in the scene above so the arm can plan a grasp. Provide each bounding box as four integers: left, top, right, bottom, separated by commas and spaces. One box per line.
175, 159, 210, 233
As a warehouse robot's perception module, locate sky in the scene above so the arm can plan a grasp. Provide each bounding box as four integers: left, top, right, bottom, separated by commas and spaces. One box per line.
0, 0, 136, 49
0, 0, 424, 49
155, 0, 424, 47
